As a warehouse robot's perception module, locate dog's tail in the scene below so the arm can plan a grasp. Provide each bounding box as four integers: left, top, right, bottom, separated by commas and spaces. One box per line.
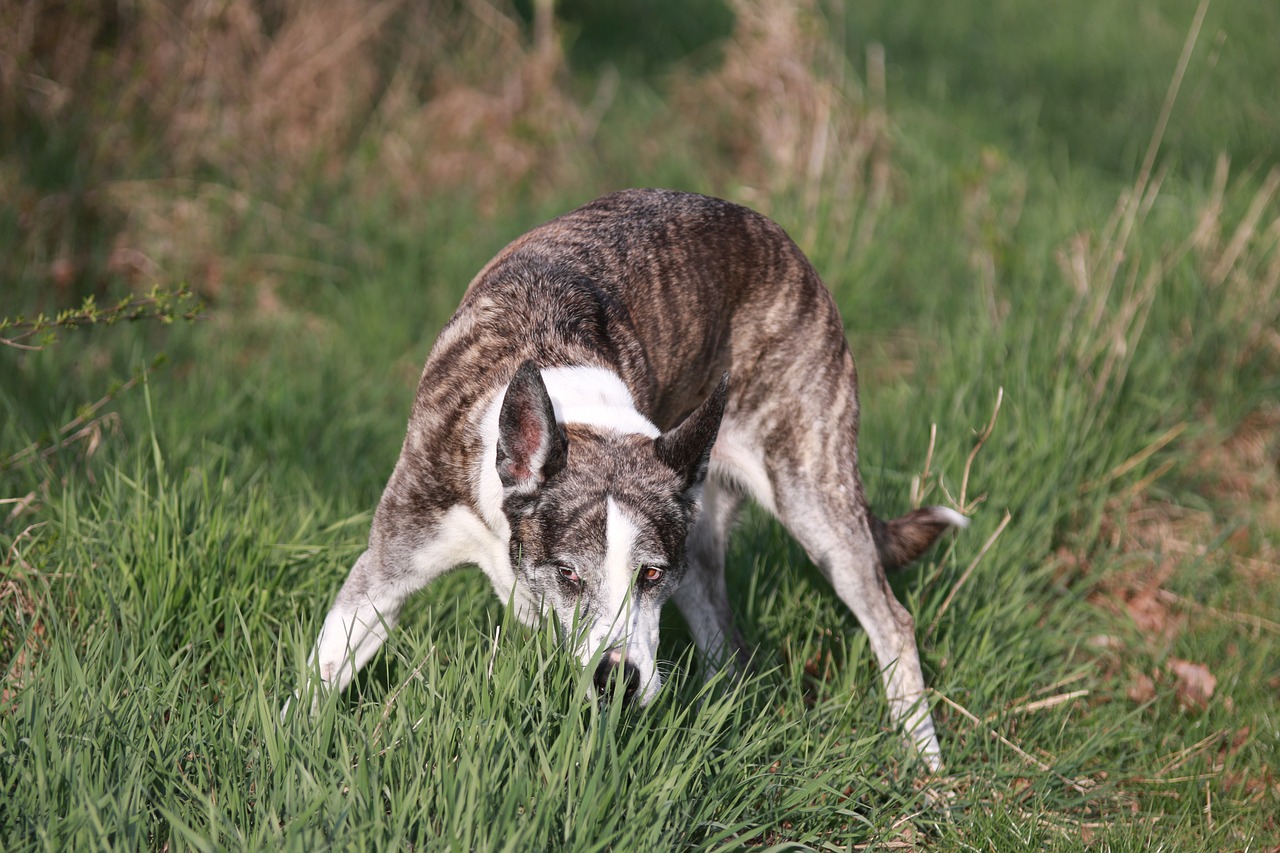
870, 506, 968, 571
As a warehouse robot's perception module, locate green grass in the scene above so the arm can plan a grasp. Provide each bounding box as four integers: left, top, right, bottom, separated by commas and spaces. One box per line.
3, 0, 1280, 849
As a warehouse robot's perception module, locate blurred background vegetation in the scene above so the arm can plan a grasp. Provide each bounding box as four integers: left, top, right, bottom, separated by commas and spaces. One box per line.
5, 0, 1275, 311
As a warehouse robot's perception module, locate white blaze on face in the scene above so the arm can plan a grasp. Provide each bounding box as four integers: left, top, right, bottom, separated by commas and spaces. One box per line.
582, 497, 663, 704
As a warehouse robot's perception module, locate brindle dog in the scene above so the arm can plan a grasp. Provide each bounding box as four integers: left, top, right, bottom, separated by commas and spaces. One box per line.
299, 189, 965, 769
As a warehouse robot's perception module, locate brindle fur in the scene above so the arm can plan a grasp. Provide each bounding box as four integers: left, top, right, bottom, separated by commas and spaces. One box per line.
300, 189, 964, 770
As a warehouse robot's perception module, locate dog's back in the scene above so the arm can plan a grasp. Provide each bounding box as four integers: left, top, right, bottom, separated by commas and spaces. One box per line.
442, 189, 850, 428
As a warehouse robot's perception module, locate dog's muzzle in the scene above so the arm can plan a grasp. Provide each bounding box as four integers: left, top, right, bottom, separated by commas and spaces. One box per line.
593, 646, 641, 704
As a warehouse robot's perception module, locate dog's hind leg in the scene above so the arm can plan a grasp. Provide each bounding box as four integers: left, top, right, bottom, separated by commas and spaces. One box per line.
773, 479, 947, 772
674, 480, 750, 676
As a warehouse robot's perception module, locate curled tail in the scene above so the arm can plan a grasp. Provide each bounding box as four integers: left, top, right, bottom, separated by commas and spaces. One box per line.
870, 506, 968, 571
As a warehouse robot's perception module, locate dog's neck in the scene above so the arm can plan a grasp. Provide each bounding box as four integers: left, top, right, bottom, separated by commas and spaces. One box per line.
472, 365, 658, 532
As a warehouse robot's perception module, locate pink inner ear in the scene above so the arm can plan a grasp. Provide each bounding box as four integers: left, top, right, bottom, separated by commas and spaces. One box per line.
509, 403, 545, 481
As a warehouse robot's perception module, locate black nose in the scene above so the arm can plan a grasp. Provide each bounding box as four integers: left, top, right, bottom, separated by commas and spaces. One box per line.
593, 648, 641, 704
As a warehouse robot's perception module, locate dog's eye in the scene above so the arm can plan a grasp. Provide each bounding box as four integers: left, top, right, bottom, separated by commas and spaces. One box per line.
554, 563, 581, 587
638, 565, 665, 584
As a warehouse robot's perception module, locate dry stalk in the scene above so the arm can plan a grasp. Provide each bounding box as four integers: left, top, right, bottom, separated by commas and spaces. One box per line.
1154, 589, 1280, 635
678, 0, 893, 258
1000, 671, 1091, 710
1051, 0, 1241, 415
486, 624, 502, 681
370, 645, 436, 751
942, 384, 998, 512
909, 423, 938, 509
995, 690, 1090, 720
934, 690, 1093, 795
1080, 423, 1188, 494
1208, 168, 1279, 286
1122, 0, 1209, 271
1, 493, 38, 521
926, 509, 1012, 639
1153, 730, 1226, 778
1114, 459, 1179, 505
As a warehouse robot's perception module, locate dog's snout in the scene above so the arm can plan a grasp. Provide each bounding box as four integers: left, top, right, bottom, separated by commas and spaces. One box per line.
593, 648, 641, 704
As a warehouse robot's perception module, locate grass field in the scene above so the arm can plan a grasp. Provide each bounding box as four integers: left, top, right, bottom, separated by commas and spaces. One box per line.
3, 0, 1279, 849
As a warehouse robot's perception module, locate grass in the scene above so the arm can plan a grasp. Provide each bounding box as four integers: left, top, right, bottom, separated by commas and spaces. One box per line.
3, 0, 1279, 849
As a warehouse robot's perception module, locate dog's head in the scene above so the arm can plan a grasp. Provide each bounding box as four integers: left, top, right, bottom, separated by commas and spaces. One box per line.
495, 361, 727, 705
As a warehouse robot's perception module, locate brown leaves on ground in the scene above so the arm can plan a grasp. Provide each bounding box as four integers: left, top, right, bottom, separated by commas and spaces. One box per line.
1166, 658, 1217, 711
1125, 671, 1156, 704
1091, 559, 1185, 644
1119, 659, 1217, 713
1064, 403, 1280, 717
1116, 653, 1213, 712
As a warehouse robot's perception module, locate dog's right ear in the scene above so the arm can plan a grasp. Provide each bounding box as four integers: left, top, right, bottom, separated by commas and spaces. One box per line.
655, 372, 729, 493
497, 361, 567, 497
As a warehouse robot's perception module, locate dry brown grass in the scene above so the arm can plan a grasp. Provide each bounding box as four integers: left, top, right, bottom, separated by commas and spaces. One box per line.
2, 0, 588, 297
4, 0, 901, 302
1189, 157, 1280, 370
1045, 0, 1280, 730
2, 0, 581, 193
1067, 399, 1280, 726
673, 0, 893, 257
366, 0, 589, 213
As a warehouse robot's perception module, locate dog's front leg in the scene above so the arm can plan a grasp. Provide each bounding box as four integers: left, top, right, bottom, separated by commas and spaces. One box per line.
290, 539, 457, 715
674, 481, 751, 675
287, 500, 507, 717
308, 548, 408, 696
282, 547, 412, 718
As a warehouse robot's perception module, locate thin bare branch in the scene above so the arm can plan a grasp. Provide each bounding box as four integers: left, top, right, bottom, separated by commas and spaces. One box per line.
928, 509, 1012, 638
934, 690, 1093, 795
1155, 589, 1280, 635
959, 387, 1003, 512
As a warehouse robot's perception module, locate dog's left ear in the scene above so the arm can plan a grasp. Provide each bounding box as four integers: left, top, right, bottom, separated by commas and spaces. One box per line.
655, 372, 729, 492
497, 361, 568, 497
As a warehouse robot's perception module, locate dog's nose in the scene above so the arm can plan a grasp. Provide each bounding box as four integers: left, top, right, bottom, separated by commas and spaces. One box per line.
593, 648, 641, 704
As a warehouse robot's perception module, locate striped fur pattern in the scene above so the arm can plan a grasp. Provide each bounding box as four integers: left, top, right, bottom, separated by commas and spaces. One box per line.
299, 189, 965, 771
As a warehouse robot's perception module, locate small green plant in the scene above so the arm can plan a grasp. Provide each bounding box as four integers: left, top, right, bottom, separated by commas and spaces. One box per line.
0, 287, 202, 351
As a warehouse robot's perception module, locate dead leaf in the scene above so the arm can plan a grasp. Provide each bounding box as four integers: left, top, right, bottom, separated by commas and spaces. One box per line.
1121, 581, 1184, 643
1127, 671, 1157, 704
1166, 658, 1217, 711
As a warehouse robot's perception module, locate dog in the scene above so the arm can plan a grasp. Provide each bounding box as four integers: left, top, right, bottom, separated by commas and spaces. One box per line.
300, 189, 965, 770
